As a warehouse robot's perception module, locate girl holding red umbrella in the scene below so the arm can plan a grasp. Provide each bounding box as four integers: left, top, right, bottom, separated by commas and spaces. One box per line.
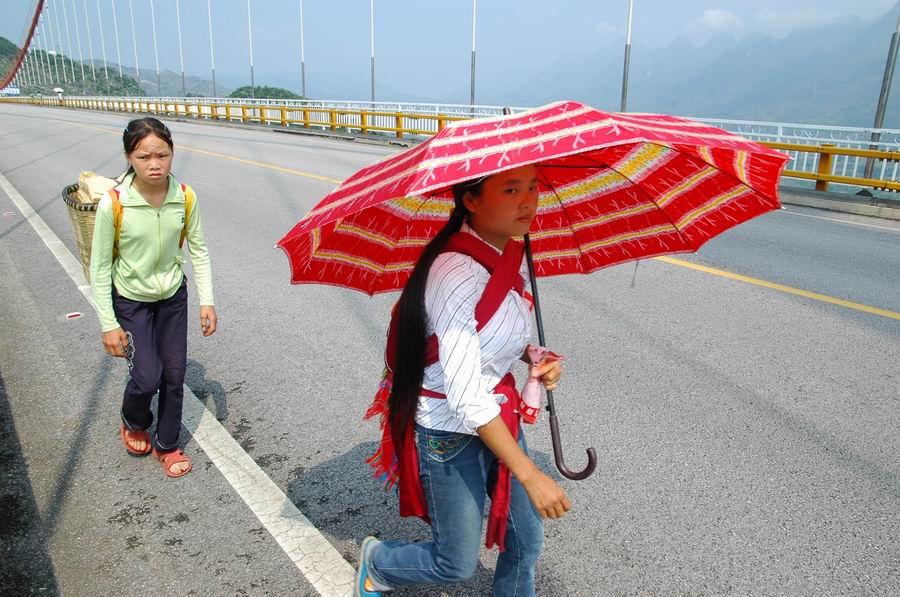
356, 164, 569, 596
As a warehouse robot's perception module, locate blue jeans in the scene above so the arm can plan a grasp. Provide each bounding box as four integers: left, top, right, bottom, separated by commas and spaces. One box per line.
368, 424, 544, 596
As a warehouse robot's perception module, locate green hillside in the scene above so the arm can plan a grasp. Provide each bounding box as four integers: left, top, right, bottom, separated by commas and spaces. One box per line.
1, 37, 140, 96
228, 85, 302, 100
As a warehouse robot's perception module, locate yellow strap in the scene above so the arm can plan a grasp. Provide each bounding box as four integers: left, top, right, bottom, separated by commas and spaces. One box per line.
180, 185, 195, 249
111, 189, 123, 261
111, 185, 194, 259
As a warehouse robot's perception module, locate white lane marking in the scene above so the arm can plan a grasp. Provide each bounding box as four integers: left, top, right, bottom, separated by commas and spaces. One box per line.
0, 171, 355, 597
777, 207, 900, 233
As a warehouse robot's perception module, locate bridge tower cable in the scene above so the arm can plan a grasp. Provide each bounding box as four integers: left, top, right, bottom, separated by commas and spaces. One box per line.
38, 22, 54, 84
81, 0, 97, 83
70, 0, 86, 84
44, 0, 63, 85
35, 40, 48, 86
16, 50, 25, 87
95, 0, 110, 95
207, 0, 217, 97
51, 0, 69, 84
46, 2, 64, 84
110, 0, 124, 95
42, 15, 60, 84
20, 54, 30, 87
149, 0, 161, 96
127, 0, 141, 96
61, 0, 77, 82
18, 55, 28, 87
32, 42, 45, 86
25, 52, 35, 87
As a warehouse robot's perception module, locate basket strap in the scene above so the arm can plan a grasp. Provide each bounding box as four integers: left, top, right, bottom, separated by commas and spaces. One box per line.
180, 183, 194, 249
110, 189, 123, 261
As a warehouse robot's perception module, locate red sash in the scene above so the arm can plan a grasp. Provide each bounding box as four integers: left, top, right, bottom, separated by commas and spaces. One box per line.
365, 232, 527, 551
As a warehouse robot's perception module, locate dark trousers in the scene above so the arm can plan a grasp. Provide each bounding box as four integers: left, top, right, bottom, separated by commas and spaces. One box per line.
113, 278, 188, 453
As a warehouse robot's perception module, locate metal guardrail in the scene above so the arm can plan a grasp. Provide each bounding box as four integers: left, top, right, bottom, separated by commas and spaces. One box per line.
4, 95, 900, 192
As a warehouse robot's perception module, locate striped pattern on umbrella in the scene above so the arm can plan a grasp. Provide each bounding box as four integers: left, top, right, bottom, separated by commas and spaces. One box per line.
278, 101, 789, 294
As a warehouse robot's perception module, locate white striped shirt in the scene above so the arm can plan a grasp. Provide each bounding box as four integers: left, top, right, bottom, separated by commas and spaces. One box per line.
416, 225, 532, 435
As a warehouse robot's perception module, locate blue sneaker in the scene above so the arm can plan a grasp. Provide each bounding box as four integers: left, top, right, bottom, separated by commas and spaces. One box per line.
354, 536, 384, 596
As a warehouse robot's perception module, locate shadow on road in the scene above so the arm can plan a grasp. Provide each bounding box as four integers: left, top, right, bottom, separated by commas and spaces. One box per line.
0, 368, 61, 596
186, 359, 228, 422
286, 440, 569, 596
43, 356, 114, 538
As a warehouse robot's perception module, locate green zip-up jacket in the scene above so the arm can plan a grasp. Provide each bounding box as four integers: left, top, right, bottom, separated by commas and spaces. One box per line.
89, 173, 214, 332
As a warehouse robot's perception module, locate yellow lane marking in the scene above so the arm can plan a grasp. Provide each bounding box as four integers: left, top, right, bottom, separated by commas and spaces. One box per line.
54, 117, 900, 322
69, 120, 344, 184
655, 256, 900, 321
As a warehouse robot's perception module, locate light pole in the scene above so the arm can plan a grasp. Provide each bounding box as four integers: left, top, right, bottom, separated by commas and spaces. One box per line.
620, 0, 634, 112
176, 0, 186, 96
470, 0, 476, 106
865, 11, 900, 179
128, 0, 141, 95
299, 0, 306, 98
370, 0, 375, 102
247, 0, 255, 98
207, 0, 217, 97
149, 0, 161, 96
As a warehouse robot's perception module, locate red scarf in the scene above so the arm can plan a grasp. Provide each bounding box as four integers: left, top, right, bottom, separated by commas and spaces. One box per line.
365, 232, 527, 551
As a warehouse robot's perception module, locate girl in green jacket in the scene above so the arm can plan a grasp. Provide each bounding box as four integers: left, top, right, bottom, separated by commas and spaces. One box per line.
89, 117, 217, 478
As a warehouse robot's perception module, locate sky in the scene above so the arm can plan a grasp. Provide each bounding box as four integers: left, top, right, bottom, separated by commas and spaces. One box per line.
3, 0, 897, 100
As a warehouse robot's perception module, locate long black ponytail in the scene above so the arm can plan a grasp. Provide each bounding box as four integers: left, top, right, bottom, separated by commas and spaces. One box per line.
387, 177, 486, 445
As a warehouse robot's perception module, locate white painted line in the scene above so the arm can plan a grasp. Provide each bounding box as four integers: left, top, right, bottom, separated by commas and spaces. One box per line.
0, 171, 355, 597
777, 207, 900, 233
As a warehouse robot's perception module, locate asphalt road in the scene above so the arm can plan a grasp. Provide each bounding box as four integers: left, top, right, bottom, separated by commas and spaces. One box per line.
2, 103, 899, 596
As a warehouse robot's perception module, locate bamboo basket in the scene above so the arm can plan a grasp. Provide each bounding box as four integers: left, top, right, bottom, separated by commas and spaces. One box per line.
62, 183, 98, 282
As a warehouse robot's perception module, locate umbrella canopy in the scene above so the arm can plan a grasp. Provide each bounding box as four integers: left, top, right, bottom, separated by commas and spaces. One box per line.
277, 100, 789, 293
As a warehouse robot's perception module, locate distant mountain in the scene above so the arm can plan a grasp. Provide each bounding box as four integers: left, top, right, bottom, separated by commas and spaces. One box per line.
88, 61, 232, 98
492, 5, 900, 127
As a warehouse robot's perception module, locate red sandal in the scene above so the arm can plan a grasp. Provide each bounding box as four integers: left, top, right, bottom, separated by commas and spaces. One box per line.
120, 425, 152, 456
152, 448, 192, 478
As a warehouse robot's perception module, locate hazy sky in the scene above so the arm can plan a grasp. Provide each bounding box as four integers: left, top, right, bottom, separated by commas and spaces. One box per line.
3, 0, 897, 96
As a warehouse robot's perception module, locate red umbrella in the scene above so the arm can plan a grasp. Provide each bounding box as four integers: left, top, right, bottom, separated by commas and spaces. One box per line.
278, 101, 789, 479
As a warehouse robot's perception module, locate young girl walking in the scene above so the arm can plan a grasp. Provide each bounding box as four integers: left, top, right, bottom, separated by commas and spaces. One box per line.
90, 117, 217, 478
357, 164, 570, 596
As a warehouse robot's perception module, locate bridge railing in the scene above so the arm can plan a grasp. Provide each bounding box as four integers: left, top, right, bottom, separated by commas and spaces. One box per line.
4, 95, 899, 193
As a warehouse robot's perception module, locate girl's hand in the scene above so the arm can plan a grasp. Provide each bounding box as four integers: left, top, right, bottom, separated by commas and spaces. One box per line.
533, 358, 563, 391
102, 328, 128, 357
520, 469, 571, 519
200, 306, 218, 337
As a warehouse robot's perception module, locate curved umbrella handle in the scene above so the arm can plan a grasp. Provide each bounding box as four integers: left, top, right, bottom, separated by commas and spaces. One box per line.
548, 405, 597, 481
522, 233, 598, 481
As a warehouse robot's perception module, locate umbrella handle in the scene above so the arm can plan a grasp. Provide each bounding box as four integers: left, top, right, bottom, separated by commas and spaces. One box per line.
549, 410, 597, 481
